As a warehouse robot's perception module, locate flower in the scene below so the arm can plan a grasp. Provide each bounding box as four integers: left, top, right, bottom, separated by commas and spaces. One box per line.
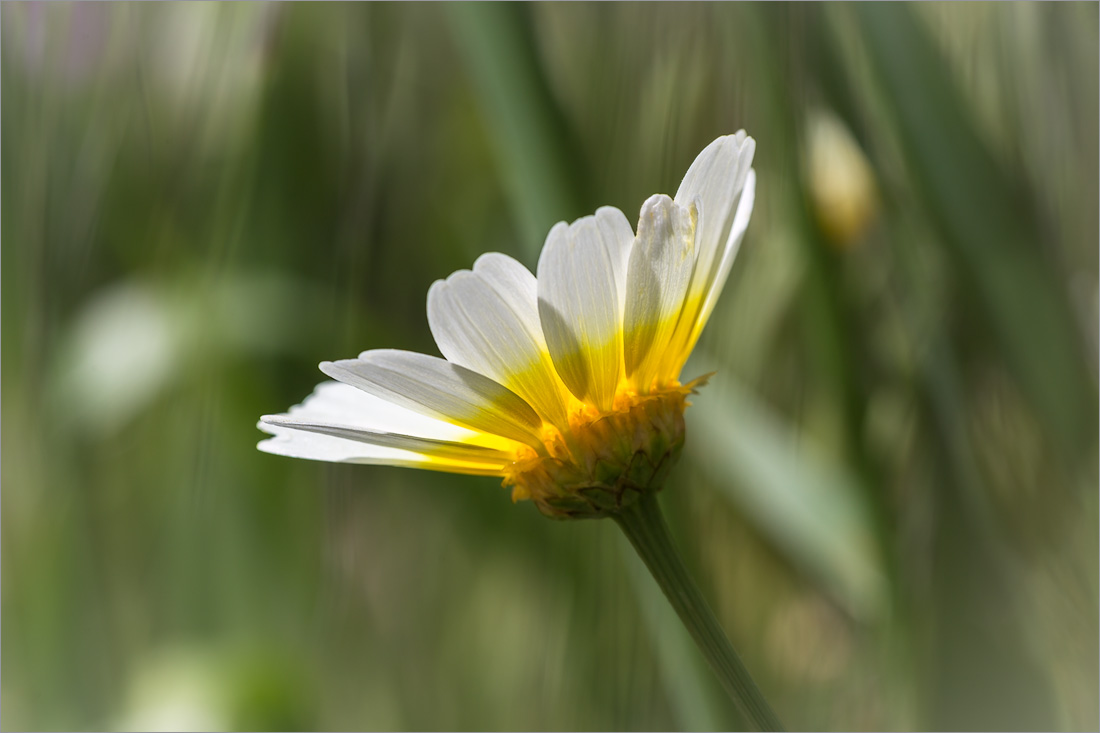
259, 132, 756, 519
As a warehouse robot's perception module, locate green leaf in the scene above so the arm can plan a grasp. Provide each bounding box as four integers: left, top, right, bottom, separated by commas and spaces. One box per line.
686, 368, 887, 621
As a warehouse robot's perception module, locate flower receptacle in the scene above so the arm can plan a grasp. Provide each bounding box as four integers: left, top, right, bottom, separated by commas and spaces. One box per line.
504, 388, 688, 520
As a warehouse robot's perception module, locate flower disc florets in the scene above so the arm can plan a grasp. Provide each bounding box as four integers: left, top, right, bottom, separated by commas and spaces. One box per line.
505, 385, 694, 519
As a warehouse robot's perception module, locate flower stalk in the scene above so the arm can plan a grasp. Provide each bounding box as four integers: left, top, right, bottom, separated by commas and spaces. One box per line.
613, 493, 784, 732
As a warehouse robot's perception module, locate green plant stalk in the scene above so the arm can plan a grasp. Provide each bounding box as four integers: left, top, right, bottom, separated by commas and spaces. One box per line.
613, 493, 784, 731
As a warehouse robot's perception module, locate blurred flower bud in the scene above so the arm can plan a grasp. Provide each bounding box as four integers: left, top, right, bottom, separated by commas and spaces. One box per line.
55, 281, 189, 436
115, 649, 229, 733
804, 111, 878, 249
115, 646, 316, 732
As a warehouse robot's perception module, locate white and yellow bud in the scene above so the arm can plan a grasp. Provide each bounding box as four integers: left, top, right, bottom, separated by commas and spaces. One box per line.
805, 111, 878, 249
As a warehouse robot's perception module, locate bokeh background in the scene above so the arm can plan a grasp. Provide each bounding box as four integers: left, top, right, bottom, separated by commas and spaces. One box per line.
3, 3, 1098, 730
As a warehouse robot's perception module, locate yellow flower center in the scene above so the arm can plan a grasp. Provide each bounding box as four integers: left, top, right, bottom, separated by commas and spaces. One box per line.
503, 381, 697, 519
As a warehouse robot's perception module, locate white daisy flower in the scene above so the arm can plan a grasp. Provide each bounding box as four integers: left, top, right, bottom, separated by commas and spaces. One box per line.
259, 132, 756, 519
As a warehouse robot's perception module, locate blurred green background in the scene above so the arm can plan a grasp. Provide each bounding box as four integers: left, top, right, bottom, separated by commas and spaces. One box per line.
3, 3, 1097, 730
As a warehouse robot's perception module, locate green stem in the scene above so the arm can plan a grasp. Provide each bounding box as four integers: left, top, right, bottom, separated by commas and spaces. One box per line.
613, 493, 784, 731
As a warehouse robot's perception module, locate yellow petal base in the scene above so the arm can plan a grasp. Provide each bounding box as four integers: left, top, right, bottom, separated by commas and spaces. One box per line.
503, 384, 696, 520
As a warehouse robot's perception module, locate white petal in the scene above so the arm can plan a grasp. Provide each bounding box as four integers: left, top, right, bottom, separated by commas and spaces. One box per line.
257, 421, 509, 475
261, 416, 516, 464
623, 194, 696, 390
692, 167, 756, 341
265, 381, 508, 445
593, 206, 635, 316
536, 208, 633, 410
675, 132, 754, 270
661, 132, 756, 377
257, 383, 515, 473
321, 350, 544, 448
258, 421, 414, 464
427, 253, 572, 429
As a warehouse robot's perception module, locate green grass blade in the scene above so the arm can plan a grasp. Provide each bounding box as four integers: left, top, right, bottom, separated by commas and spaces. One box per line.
446, 3, 586, 263
686, 366, 887, 622
854, 3, 1096, 459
